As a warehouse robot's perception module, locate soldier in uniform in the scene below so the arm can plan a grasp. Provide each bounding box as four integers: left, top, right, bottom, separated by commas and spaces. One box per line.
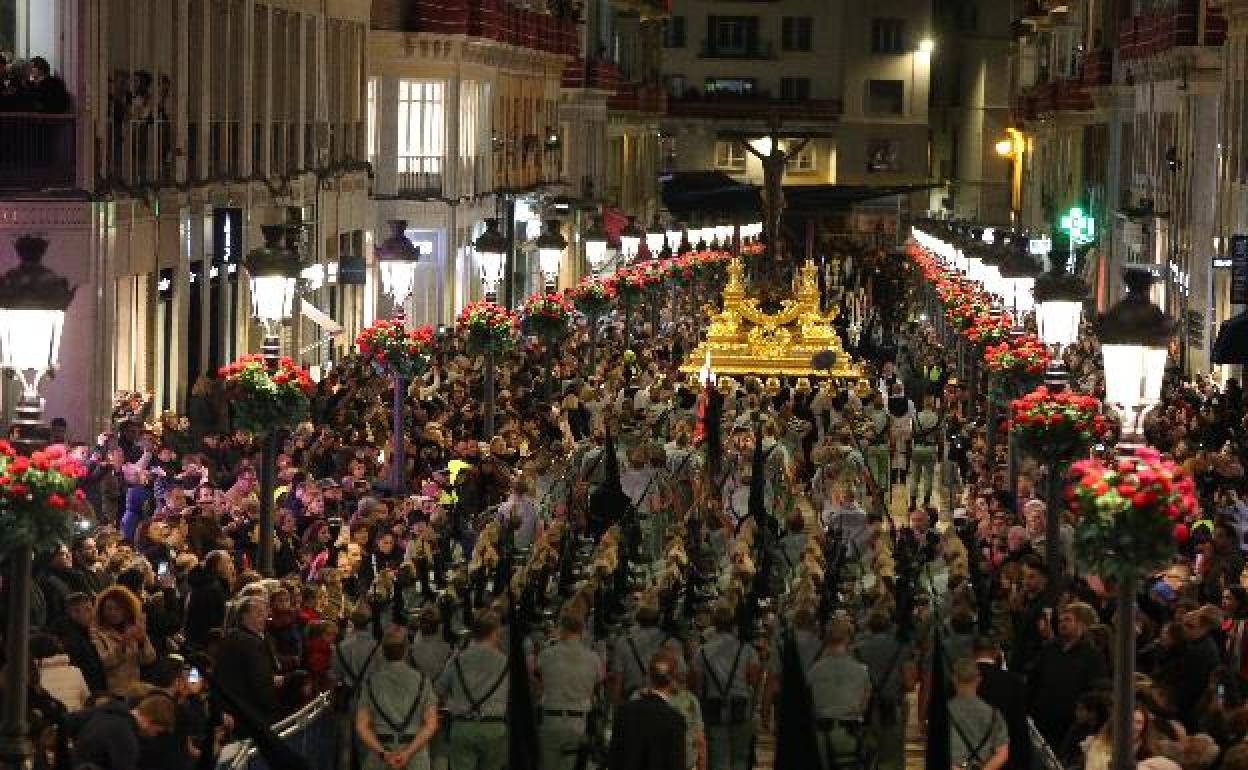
333, 603, 382, 770
355, 626, 440, 770
862, 393, 892, 504
609, 604, 686, 703
807, 619, 871, 770
690, 604, 760, 770
436, 609, 509, 770
533, 610, 605, 770
909, 394, 942, 510
762, 605, 824, 729
853, 608, 914, 770
407, 608, 453, 770
948, 658, 1009, 770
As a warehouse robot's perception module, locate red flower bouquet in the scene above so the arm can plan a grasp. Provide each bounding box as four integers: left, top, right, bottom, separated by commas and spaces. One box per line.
567, 279, 615, 318
662, 254, 699, 288
607, 267, 654, 304
962, 312, 1013, 346
219, 354, 314, 434
0, 441, 86, 552
1009, 386, 1111, 459
457, 300, 518, 353
983, 334, 1050, 377
356, 319, 434, 379
1068, 446, 1199, 578
521, 291, 574, 338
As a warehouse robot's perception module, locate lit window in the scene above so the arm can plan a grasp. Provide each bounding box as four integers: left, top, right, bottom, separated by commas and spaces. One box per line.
715, 140, 746, 171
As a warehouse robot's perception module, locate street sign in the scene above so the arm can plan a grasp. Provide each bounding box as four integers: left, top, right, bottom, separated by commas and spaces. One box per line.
1231, 235, 1248, 304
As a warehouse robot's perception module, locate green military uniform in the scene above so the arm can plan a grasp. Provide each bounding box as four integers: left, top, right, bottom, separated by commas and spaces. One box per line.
948, 694, 1007, 769
408, 631, 453, 770
360, 660, 438, 770
766, 628, 823, 679
435, 643, 509, 770
909, 408, 941, 507
333, 629, 383, 770
853, 632, 910, 770
807, 650, 871, 770
610, 626, 686, 698
667, 687, 705, 770
535, 639, 604, 770
863, 407, 891, 500
694, 631, 758, 770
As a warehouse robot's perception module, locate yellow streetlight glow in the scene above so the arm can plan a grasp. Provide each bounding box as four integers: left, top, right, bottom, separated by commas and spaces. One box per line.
995, 139, 1014, 157
918, 38, 935, 55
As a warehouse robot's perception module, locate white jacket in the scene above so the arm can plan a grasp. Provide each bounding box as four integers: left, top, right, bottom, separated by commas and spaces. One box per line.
37, 654, 90, 712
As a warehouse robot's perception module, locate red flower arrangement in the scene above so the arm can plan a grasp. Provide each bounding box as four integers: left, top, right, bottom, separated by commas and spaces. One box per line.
0, 440, 87, 552
219, 354, 315, 434
662, 254, 699, 287
1068, 446, 1199, 578
962, 311, 1014, 346
567, 279, 615, 318
1009, 386, 1111, 459
355, 319, 435, 379
741, 242, 765, 257
983, 334, 1051, 377
521, 291, 574, 337
607, 267, 656, 304
457, 300, 518, 353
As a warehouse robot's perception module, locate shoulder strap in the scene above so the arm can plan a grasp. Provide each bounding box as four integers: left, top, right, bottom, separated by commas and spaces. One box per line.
951, 706, 999, 763
337, 639, 381, 688
626, 635, 647, 678
367, 672, 429, 735
701, 641, 746, 699
454, 654, 510, 715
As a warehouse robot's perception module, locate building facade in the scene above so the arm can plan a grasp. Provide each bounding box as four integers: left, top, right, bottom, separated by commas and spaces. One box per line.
0, 0, 372, 436
658, 0, 934, 231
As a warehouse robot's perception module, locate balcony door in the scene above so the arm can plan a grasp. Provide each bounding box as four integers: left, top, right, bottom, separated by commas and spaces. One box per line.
706, 16, 759, 57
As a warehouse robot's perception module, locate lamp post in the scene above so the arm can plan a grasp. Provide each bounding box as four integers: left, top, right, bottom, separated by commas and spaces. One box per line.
474, 220, 509, 439
245, 223, 302, 577
644, 217, 665, 261
536, 219, 567, 293
1097, 268, 1174, 770
0, 236, 73, 770
376, 220, 423, 496
620, 217, 643, 264
583, 215, 609, 277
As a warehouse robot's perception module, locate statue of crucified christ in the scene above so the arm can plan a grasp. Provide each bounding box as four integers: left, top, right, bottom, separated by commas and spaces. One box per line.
738, 117, 809, 285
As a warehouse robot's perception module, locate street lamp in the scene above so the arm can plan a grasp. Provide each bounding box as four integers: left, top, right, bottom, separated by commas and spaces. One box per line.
474, 218, 508, 302
665, 223, 683, 257
0, 235, 73, 770
998, 234, 1042, 317
620, 217, 643, 262
536, 219, 568, 291
1096, 267, 1174, 770
376, 219, 423, 316
245, 222, 302, 576
645, 217, 666, 259
583, 215, 610, 276
375, 220, 423, 496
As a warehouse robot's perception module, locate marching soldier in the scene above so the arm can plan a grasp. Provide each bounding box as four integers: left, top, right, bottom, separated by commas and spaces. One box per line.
436, 610, 510, 770
909, 394, 943, 509
862, 393, 892, 503
762, 605, 824, 728
333, 603, 382, 770
853, 608, 914, 770
949, 658, 1009, 770
808, 619, 871, 770
407, 607, 453, 770
691, 604, 760, 770
533, 610, 605, 770
608, 604, 686, 703
355, 626, 440, 770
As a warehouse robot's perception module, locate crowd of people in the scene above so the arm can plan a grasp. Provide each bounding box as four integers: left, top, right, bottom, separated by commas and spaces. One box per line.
9, 235, 1248, 770
0, 54, 70, 113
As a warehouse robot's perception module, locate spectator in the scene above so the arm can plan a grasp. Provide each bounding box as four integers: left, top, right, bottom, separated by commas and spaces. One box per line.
1026, 602, 1108, 749
21, 56, 69, 113
48, 591, 107, 693
65, 692, 176, 770
214, 594, 280, 728
90, 585, 157, 696
31, 633, 89, 712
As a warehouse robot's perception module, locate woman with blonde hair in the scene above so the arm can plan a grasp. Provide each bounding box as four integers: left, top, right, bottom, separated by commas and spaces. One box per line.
90, 585, 156, 696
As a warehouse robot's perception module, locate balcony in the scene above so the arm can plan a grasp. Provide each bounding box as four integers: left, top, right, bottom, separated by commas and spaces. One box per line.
698, 40, 776, 60
562, 58, 620, 90
608, 81, 667, 114
1081, 47, 1114, 87
1018, 78, 1093, 119
395, 0, 579, 56
1119, 0, 1226, 61
397, 155, 444, 197
668, 93, 840, 121
0, 113, 76, 191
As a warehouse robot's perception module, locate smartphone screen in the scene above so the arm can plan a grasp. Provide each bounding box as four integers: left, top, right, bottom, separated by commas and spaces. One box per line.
157, 562, 169, 578
188, 667, 201, 685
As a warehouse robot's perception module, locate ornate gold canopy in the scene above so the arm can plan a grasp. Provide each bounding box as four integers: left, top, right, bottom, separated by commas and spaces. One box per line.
681, 257, 863, 380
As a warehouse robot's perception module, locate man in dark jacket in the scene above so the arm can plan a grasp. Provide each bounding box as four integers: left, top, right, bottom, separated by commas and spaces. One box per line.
49, 592, 108, 692
607, 651, 686, 770
1173, 608, 1224, 730
1026, 603, 1107, 750
975, 637, 1030, 770
66, 693, 175, 770
213, 594, 280, 728
183, 551, 232, 649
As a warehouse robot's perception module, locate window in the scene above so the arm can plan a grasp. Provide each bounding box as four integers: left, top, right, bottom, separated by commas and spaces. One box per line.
865, 79, 905, 114
781, 17, 812, 52
704, 77, 756, 96
784, 141, 816, 172
706, 16, 758, 56
664, 16, 686, 48
666, 74, 688, 98
714, 140, 747, 171
866, 138, 903, 173
396, 80, 445, 194
871, 18, 906, 54
781, 77, 811, 101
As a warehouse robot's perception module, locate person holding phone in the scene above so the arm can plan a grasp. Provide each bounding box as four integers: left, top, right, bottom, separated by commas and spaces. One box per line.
90, 585, 158, 696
